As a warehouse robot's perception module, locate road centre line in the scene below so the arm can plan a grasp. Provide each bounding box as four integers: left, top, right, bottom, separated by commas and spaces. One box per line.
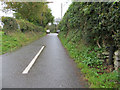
22, 46, 45, 74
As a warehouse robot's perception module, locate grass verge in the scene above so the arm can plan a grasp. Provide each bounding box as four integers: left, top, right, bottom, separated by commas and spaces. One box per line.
0, 31, 45, 54
58, 31, 119, 88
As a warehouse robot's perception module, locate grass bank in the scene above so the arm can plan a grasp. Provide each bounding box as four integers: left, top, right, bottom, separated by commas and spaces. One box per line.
0, 31, 45, 54
58, 31, 119, 88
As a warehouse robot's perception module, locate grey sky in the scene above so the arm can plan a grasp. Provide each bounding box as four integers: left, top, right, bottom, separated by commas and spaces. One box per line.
48, 0, 72, 19
0, 1, 72, 27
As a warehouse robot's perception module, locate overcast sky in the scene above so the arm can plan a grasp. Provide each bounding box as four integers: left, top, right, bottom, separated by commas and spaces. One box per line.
47, 0, 72, 19
0, 1, 15, 27
0, 0, 72, 27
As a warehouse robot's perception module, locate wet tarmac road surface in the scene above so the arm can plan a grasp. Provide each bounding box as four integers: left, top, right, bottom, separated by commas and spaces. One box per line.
2, 33, 88, 88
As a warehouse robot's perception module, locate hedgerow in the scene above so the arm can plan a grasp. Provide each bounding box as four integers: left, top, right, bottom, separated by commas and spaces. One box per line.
58, 2, 120, 88
2, 17, 44, 33
1, 17, 45, 54
58, 31, 119, 88
58, 2, 120, 47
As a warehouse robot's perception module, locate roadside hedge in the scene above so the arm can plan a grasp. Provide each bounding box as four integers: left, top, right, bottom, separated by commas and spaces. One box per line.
58, 2, 120, 88
16, 19, 43, 32
2, 17, 18, 32
2, 17, 43, 33
58, 2, 120, 48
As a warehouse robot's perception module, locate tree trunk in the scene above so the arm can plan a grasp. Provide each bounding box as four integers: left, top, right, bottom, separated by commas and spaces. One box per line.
108, 45, 114, 65
97, 40, 101, 48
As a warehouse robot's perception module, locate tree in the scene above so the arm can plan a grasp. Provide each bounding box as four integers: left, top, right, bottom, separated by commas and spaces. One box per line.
4, 2, 54, 27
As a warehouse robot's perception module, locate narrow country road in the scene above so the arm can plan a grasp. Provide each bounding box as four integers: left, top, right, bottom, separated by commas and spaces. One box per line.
2, 33, 88, 88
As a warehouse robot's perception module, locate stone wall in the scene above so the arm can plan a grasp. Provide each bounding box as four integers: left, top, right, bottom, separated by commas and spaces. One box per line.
98, 49, 120, 71
114, 50, 120, 71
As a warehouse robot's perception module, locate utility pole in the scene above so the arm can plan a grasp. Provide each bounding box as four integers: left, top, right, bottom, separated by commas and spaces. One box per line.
61, 3, 62, 19
61, 2, 68, 19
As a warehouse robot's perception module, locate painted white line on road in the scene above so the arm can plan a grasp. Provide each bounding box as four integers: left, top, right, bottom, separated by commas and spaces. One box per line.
22, 46, 45, 74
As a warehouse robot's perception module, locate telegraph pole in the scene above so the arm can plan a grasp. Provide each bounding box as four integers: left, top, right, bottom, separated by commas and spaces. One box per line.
61, 3, 62, 19
61, 2, 68, 19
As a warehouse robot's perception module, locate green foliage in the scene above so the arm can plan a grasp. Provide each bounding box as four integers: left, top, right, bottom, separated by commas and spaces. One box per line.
60, 31, 103, 67
16, 19, 43, 32
46, 24, 57, 33
78, 63, 119, 88
4, 2, 54, 27
58, 31, 119, 88
112, 30, 120, 48
2, 17, 18, 32
1, 16, 45, 54
2, 17, 44, 33
1, 31, 45, 54
58, 2, 120, 88
58, 2, 120, 47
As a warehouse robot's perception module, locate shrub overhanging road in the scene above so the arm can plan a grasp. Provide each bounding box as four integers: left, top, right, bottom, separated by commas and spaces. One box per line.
2, 33, 88, 88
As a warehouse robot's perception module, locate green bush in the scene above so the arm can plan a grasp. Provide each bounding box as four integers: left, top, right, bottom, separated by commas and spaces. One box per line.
16, 19, 27, 32
2, 17, 44, 33
58, 31, 119, 88
58, 2, 120, 88
58, 2, 120, 47
17, 19, 44, 32
2, 17, 18, 32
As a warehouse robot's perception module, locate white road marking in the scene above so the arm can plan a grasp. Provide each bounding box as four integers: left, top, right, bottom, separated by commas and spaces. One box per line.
22, 46, 45, 74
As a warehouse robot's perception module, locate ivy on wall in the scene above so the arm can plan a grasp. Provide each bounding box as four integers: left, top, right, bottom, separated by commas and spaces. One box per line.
58, 2, 120, 48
